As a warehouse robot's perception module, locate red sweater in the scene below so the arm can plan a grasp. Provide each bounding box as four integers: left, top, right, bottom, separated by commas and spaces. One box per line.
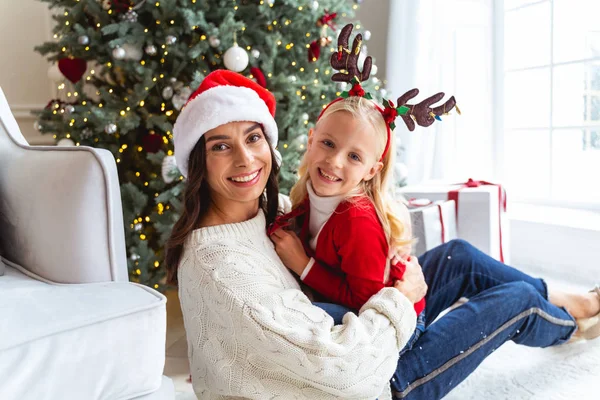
277, 197, 425, 315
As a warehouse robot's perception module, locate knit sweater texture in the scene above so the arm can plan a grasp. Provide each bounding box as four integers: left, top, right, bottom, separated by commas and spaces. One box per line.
178, 201, 417, 399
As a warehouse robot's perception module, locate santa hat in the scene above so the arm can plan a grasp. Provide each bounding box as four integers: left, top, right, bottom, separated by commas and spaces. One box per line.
173, 69, 278, 178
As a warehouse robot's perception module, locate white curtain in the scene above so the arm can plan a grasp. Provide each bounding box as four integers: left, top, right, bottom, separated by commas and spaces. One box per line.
386, 0, 495, 185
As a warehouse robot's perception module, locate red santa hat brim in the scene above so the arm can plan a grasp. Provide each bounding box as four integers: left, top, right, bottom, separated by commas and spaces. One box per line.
173, 70, 278, 178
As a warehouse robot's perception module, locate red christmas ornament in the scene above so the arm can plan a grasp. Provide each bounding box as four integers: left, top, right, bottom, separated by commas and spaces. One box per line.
58, 58, 87, 84
142, 132, 163, 153
308, 40, 321, 63
250, 67, 267, 88
111, 0, 131, 13
317, 11, 338, 30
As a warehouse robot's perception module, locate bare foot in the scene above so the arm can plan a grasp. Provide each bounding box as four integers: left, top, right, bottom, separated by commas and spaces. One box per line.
548, 290, 600, 319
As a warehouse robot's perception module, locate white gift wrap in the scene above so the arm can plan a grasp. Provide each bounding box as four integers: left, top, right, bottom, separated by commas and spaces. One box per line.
399, 181, 509, 263
408, 200, 457, 257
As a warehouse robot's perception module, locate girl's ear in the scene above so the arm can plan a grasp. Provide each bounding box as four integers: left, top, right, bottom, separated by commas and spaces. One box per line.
363, 161, 384, 182
307, 128, 314, 149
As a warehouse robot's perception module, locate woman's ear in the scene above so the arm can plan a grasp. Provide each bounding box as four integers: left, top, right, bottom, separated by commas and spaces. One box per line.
363, 161, 384, 182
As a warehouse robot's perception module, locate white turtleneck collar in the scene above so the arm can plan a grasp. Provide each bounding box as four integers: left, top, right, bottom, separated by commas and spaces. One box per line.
306, 180, 345, 250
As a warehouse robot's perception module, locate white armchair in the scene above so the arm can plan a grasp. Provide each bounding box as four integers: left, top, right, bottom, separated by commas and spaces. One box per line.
0, 88, 174, 400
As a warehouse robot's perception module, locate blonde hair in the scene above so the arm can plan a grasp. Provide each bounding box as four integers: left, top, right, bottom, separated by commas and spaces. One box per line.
289, 96, 413, 252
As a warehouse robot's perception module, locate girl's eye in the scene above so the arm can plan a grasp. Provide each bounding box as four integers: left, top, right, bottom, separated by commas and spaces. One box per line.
322, 140, 334, 148
212, 143, 229, 151
349, 153, 361, 162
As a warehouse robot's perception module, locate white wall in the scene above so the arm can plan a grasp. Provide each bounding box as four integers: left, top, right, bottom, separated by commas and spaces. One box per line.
0, 0, 56, 145
355, 0, 390, 81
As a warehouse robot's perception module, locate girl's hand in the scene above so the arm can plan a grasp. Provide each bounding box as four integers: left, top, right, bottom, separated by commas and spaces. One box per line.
269, 228, 310, 276
392, 256, 428, 304
388, 246, 411, 267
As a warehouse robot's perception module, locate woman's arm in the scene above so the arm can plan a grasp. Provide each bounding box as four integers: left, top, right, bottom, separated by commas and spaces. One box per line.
184, 244, 417, 399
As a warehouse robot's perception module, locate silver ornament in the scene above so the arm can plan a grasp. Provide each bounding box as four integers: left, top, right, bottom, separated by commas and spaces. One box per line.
78, 35, 90, 45
145, 45, 158, 56
134, 223, 143, 232
172, 87, 192, 110
105, 123, 117, 135
363, 30, 372, 41
33, 121, 41, 131
251, 49, 260, 59
64, 105, 75, 114
57, 138, 75, 147
288, 75, 297, 82
162, 86, 174, 99
130, 253, 140, 261
165, 35, 177, 45
112, 47, 126, 60
301, 113, 309, 121
208, 36, 221, 48
81, 128, 93, 139
311, 1, 319, 10
122, 10, 138, 23
169, 77, 177, 84
161, 155, 178, 184
266, 0, 275, 5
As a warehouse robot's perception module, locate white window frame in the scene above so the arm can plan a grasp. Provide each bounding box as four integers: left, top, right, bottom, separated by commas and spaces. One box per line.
493, 0, 600, 212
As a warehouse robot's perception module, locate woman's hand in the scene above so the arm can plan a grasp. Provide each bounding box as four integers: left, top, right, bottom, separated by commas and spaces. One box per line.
393, 256, 428, 304
269, 228, 310, 276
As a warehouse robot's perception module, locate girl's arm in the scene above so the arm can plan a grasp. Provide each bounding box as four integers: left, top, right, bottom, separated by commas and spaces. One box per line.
301, 215, 392, 310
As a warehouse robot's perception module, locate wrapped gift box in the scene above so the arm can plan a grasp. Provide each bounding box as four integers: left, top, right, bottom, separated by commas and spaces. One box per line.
398, 179, 509, 263
408, 199, 457, 257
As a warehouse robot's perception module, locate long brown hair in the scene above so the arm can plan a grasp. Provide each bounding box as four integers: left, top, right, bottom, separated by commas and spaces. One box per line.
164, 133, 280, 285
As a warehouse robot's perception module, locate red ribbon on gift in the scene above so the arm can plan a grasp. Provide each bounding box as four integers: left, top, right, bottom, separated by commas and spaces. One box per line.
447, 178, 507, 262
407, 198, 447, 244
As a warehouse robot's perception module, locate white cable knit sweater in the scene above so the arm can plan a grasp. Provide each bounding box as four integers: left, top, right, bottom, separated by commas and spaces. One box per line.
178, 205, 417, 400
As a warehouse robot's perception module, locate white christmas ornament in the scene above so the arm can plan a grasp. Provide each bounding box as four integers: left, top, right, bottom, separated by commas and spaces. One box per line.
162, 86, 174, 99
47, 64, 64, 83
208, 36, 221, 48
112, 47, 126, 60
251, 49, 260, 59
172, 86, 192, 110
371, 64, 378, 75
78, 35, 90, 45
363, 30, 372, 41
165, 35, 177, 45
161, 155, 179, 184
57, 138, 75, 147
64, 105, 75, 114
105, 123, 117, 134
311, 1, 319, 10
122, 43, 143, 61
267, 0, 275, 5
380, 88, 387, 97
145, 45, 158, 56
301, 113, 309, 121
33, 121, 42, 131
223, 44, 249, 72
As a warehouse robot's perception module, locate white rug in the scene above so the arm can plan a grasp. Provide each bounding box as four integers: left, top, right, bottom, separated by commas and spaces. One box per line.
446, 339, 600, 400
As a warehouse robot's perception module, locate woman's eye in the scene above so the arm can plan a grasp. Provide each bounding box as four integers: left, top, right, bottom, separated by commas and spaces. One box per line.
322, 140, 334, 148
350, 153, 361, 162
212, 143, 229, 151
248, 133, 262, 143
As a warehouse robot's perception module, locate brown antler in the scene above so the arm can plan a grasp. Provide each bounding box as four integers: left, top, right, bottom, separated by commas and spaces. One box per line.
330, 24, 372, 83
397, 89, 457, 131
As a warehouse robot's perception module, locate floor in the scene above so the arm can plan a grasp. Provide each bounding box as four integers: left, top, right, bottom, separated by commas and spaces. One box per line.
163, 277, 600, 399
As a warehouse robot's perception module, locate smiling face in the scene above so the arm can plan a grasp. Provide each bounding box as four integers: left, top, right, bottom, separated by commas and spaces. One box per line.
203, 121, 272, 211
307, 111, 383, 197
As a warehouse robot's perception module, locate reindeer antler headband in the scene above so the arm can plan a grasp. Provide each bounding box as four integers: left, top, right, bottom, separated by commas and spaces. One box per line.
319, 24, 461, 161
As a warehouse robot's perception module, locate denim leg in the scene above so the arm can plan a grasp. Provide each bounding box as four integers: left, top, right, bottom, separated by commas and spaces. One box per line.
390, 281, 576, 400
419, 239, 548, 325
313, 302, 353, 325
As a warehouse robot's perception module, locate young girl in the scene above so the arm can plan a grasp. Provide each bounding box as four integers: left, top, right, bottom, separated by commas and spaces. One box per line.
269, 94, 426, 316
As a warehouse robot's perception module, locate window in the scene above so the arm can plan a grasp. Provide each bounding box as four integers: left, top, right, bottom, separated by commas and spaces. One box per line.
502, 0, 600, 210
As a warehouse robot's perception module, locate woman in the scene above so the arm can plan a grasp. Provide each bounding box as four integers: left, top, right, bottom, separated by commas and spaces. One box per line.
166, 70, 600, 400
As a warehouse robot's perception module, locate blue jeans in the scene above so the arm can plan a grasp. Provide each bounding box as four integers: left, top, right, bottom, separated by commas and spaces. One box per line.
314, 239, 576, 400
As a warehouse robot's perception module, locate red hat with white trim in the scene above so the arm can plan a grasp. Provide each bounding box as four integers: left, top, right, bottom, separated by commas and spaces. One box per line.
173, 69, 278, 178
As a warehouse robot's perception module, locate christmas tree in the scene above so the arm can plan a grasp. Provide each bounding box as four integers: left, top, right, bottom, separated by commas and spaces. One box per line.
34, 0, 385, 290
